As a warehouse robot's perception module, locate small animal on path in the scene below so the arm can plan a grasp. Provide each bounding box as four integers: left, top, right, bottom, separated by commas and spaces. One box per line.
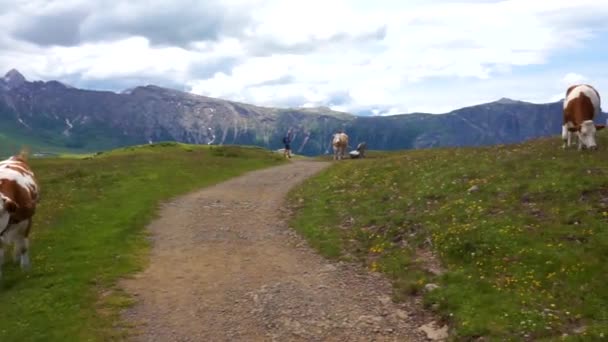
0, 149, 39, 280
332, 130, 349, 160
562, 84, 605, 150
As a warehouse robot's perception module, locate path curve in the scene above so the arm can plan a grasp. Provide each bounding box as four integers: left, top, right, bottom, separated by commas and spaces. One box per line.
121, 161, 427, 341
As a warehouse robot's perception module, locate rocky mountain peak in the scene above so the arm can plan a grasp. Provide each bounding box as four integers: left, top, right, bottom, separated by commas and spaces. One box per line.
495, 97, 517, 104
2, 69, 27, 89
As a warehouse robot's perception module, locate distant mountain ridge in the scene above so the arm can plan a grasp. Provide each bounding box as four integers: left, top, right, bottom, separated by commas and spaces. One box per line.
0, 69, 605, 156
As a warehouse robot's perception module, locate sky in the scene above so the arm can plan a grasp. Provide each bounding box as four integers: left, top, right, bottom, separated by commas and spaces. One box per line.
1, 0, 607, 115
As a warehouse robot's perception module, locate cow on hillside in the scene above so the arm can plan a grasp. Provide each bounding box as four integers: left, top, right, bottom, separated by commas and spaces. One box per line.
563, 84, 605, 150
0, 150, 39, 279
332, 131, 349, 160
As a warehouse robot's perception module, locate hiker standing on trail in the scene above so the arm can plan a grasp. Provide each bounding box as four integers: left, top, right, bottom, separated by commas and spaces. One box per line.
282, 131, 293, 159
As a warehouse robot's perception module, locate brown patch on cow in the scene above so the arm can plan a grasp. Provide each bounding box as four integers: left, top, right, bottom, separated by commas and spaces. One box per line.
4, 163, 34, 177
4, 198, 18, 213
563, 84, 604, 147
0, 156, 38, 224
0, 178, 37, 224
564, 89, 596, 125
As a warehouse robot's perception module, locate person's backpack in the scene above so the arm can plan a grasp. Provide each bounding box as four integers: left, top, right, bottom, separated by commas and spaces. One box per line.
282, 136, 289, 144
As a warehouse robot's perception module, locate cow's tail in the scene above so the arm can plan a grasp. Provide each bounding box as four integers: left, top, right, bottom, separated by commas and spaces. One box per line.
18, 146, 31, 161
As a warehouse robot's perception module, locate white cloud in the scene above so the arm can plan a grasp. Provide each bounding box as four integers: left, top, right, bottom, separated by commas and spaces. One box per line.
188, 0, 608, 113
562, 72, 588, 86
1, 0, 607, 114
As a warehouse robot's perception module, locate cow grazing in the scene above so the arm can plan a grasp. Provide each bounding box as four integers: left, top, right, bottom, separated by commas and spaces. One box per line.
0, 151, 39, 279
562, 84, 605, 150
332, 131, 349, 160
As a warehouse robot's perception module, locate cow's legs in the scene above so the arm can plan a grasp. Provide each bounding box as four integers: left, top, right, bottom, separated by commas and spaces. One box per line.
13, 236, 29, 270
0, 239, 4, 279
335, 144, 343, 160
20, 238, 30, 270
9, 221, 31, 270
562, 125, 569, 148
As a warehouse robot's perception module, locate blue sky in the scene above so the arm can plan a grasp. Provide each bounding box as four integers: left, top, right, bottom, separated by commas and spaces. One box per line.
0, 0, 607, 115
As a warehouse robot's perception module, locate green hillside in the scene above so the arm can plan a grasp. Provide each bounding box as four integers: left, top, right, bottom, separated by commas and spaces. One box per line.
0, 118, 99, 158
289, 134, 608, 340
0, 143, 284, 341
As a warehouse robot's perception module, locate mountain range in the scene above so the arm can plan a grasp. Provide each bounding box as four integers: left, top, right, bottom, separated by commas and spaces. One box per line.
1, 69, 604, 156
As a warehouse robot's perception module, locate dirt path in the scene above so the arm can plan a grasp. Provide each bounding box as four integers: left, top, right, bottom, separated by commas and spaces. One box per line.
121, 161, 430, 341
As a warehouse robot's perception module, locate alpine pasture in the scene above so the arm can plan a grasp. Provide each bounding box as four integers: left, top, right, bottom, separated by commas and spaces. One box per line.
0, 143, 284, 341
289, 133, 608, 340
2, 131, 608, 341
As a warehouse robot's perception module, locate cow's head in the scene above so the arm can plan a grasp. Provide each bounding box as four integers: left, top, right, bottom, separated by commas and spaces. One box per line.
569, 120, 605, 150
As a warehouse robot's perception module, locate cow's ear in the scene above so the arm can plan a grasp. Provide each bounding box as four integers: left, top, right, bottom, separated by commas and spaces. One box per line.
4, 199, 18, 213
595, 124, 606, 131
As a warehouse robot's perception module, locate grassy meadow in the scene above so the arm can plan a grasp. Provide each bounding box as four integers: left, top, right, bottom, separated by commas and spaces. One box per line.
0, 143, 284, 341
289, 134, 608, 340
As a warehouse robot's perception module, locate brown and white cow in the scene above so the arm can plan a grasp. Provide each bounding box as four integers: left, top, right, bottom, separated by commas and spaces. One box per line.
332, 131, 349, 160
562, 84, 605, 150
0, 150, 39, 279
